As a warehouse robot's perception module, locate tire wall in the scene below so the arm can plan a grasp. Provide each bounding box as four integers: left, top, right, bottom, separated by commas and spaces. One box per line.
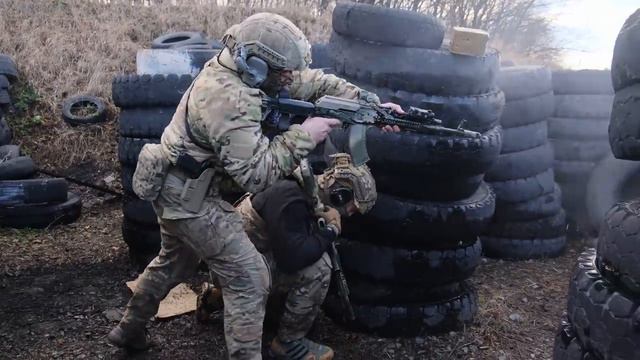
549, 70, 614, 235
481, 66, 567, 260
321, 5, 501, 336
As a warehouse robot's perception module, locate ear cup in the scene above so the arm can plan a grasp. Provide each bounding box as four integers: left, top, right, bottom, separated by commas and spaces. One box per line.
244, 56, 269, 87
232, 43, 269, 88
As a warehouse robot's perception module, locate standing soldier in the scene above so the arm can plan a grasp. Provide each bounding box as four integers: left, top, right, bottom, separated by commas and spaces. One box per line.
107, 12, 401, 360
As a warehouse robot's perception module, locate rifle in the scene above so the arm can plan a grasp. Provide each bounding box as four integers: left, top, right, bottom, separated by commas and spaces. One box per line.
263, 95, 482, 166
298, 158, 355, 321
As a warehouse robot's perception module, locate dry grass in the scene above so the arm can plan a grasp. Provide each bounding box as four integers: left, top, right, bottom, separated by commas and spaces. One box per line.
0, 0, 331, 176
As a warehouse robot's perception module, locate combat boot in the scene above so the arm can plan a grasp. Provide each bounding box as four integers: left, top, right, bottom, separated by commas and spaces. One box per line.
107, 324, 149, 351
269, 337, 334, 360
196, 283, 224, 323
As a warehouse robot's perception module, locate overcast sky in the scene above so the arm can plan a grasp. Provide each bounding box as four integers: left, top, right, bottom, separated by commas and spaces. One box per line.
548, 0, 637, 69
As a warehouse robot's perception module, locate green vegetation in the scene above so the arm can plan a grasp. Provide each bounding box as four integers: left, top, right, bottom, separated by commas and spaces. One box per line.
6, 83, 44, 137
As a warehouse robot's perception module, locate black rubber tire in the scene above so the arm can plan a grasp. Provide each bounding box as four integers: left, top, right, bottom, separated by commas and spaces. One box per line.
586, 155, 640, 233
547, 117, 609, 140
493, 184, 562, 222
331, 125, 502, 178
342, 182, 495, 247
121, 165, 135, 194
121, 218, 161, 271
486, 143, 554, 181
118, 137, 160, 166
174, 40, 223, 50
500, 92, 554, 128
611, 9, 640, 91
0, 144, 20, 159
567, 250, 640, 360
489, 168, 555, 203
608, 83, 640, 160
0, 75, 8, 90
486, 209, 566, 239
338, 238, 482, 286
552, 319, 590, 360
345, 275, 468, 305
328, 32, 499, 96
0, 116, 12, 146
554, 94, 613, 119
122, 196, 158, 226
310, 43, 331, 69
550, 138, 610, 162
119, 107, 175, 138
553, 160, 596, 184
112, 74, 194, 108
552, 69, 613, 95
0, 178, 68, 206
151, 31, 207, 49
500, 121, 548, 154
61, 95, 108, 126
0, 89, 10, 105
497, 66, 552, 101
122, 218, 161, 253
348, 80, 504, 132
0, 192, 81, 229
0, 156, 36, 180
370, 169, 483, 202
481, 235, 566, 260
0, 54, 18, 82
596, 200, 640, 295
323, 283, 477, 337
332, 2, 445, 49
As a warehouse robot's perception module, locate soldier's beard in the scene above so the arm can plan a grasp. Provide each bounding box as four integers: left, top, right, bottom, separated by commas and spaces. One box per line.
260, 77, 281, 96
260, 71, 293, 96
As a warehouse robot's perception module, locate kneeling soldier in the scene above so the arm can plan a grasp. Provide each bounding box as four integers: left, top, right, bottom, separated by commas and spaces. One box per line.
198, 153, 376, 360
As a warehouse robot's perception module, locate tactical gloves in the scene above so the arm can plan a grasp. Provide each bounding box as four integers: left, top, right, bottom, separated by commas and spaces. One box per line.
317, 207, 342, 235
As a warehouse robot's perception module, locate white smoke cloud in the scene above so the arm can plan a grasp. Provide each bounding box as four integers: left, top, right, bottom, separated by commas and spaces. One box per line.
547, 0, 638, 69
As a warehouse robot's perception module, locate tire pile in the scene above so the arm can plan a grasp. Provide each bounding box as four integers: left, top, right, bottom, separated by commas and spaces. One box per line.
480, 66, 567, 260
113, 32, 220, 270
0, 54, 81, 229
550, 70, 613, 235
553, 205, 640, 359
553, 10, 640, 359
322, 2, 502, 336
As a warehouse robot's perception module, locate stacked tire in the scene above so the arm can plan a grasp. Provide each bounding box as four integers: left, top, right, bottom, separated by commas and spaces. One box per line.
115, 32, 221, 270
481, 66, 567, 260
554, 12, 640, 358
322, 2, 502, 336
113, 73, 193, 270
585, 7, 640, 237
553, 202, 640, 359
550, 70, 614, 235
609, 9, 640, 161
0, 54, 81, 229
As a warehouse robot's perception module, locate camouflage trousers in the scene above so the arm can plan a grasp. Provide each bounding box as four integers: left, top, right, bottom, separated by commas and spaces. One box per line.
234, 195, 333, 342
263, 251, 332, 342
117, 198, 270, 360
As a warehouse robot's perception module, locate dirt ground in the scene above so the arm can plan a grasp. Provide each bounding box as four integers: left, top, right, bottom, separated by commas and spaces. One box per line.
0, 187, 593, 360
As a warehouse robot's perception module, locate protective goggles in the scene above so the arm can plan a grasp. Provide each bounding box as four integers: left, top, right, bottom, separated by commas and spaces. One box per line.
329, 187, 354, 207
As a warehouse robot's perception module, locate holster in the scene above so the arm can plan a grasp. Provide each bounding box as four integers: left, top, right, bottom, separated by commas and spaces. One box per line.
179, 168, 215, 213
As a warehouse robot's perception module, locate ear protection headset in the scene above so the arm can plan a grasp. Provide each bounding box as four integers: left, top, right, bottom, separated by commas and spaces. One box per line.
222, 34, 288, 88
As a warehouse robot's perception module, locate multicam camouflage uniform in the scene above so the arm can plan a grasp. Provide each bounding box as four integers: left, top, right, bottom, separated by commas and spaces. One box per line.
116, 24, 380, 360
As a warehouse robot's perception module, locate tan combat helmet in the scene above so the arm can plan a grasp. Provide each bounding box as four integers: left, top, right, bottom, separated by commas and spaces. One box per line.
318, 153, 377, 214
222, 12, 312, 72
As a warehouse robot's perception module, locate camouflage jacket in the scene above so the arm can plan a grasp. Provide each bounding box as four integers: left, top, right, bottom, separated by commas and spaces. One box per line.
155, 57, 380, 219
